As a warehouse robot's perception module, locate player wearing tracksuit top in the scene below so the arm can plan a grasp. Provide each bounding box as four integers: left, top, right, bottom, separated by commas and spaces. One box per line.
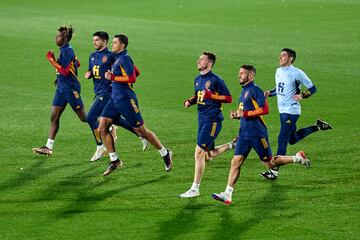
85, 31, 146, 162
99, 34, 172, 177
212, 64, 311, 205
179, 51, 235, 199
261, 48, 332, 180
33, 25, 87, 157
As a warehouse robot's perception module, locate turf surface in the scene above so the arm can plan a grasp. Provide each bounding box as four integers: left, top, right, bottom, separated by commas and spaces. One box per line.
0, 0, 359, 239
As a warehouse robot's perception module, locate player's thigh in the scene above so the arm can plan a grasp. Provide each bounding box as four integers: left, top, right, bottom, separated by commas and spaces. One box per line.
65, 90, 84, 112
250, 137, 272, 162
197, 121, 222, 151
88, 96, 110, 122
52, 89, 68, 109
116, 97, 144, 128
234, 134, 252, 158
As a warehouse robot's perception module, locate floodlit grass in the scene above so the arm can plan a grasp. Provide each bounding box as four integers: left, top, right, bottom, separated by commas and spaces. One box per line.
0, 0, 359, 239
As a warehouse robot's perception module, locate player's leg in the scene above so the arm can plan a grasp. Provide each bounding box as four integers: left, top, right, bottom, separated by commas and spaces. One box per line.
288, 117, 332, 145
277, 113, 298, 155
99, 100, 123, 176
33, 89, 67, 156
261, 114, 297, 178
179, 145, 206, 198
113, 115, 148, 151
271, 151, 311, 169
134, 124, 172, 171
87, 97, 108, 161
121, 97, 172, 171
212, 135, 251, 204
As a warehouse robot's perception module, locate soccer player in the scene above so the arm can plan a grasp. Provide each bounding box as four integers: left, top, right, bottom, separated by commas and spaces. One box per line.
33, 25, 86, 156
260, 48, 332, 180
99, 34, 172, 176
85, 31, 148, 161
179, 52, 235, 198
212, 65, 311, 205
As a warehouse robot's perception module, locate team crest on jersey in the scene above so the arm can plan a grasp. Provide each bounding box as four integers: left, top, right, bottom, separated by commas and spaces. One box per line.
205, 80, 211, 89
102, 56, 108, 63
244, 91, 249, 99
91, 57, 94, 61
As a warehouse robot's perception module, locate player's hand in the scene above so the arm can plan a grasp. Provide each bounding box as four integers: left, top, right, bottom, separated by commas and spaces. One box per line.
293, 94, 303, 101
105, 70, 113, 80
184, 100, 191, 108
84, 71, 92, 79
230, 111, 238, 119
264, 91, 271, 97
46, 51, 55, 60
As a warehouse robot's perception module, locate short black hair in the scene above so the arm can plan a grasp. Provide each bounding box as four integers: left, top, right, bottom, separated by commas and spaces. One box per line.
58, 25, 74, 42
93, 31, 109, 43
114, 34, 128, 49
282, 48, 296, 63
202, 51, 216, 66
241, 64, 256, 76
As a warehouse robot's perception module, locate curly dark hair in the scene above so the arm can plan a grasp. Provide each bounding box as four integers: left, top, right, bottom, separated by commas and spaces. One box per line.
58, 25, 74, 42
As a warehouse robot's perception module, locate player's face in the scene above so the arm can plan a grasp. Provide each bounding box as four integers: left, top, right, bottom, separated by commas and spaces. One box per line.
55, 31, 66, 47
238, 68, 253, 86
111, 38, 125, 53
197, 55, 211, 71
279, 51, 292, 67
93, 36, 107, 50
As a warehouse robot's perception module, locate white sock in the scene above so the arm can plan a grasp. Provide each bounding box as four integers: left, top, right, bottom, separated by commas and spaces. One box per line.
97, 144, 104, 150
293, 155, 300, 163
159, 147, 168, 157
46, 139, 54, 150
191, 182, 200, 191
228, 142, 234, 150
225, 185, 233, 197
109, 152, 118, 161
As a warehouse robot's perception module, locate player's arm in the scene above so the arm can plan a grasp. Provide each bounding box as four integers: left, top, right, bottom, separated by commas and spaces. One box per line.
202, 90, 232, 103
184, 95, 197, 108
46, 50, 78, 76
264, 88, 277, 97
202, 79, 232, 103
293, 69, 317, 101
84, 56, 93, 79
242, 99, 269, 117
243, 89, 269, 118
134, 65, 140, 77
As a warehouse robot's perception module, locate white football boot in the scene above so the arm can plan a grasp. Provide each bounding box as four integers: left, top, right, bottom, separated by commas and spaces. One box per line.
90, 145, 107, 162
179, 189, 200, 198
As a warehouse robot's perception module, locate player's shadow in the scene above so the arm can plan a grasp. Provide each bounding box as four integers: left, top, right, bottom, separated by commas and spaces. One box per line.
55, 172, 168, 218
155, 199, 210, 240
211, 182, 302, 240
0, 158, 82, 195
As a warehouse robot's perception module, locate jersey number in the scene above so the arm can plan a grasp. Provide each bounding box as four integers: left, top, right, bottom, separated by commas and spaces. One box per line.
92, 65, 100, 79
197, 91, 205, 105
277, 82, 285, 93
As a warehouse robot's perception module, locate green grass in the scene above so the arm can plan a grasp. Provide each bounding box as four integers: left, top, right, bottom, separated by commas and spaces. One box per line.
0, 0, 359, 239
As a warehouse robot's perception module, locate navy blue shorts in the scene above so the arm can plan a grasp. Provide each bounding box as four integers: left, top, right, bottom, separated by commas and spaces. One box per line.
234, 134, 272, 161
197, 121, 222, 151
52, 88, 84, 111
101, 97, 144, 128
87, 94, 111, 129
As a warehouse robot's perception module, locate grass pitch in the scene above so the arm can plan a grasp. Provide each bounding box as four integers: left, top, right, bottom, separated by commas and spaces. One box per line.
0, 0, 359, 239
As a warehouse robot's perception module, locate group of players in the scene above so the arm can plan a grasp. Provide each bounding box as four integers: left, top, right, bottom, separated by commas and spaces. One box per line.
32, 25, 332, 205
32, 26, 172, 176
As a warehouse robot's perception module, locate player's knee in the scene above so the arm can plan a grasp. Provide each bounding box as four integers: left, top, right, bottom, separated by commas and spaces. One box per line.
231, 156, 244, 168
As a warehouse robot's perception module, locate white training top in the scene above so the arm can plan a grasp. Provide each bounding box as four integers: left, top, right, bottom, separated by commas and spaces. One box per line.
275, 65, 314, 115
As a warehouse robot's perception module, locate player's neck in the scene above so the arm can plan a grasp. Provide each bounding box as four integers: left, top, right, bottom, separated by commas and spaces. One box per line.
200, 68, 211, 75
